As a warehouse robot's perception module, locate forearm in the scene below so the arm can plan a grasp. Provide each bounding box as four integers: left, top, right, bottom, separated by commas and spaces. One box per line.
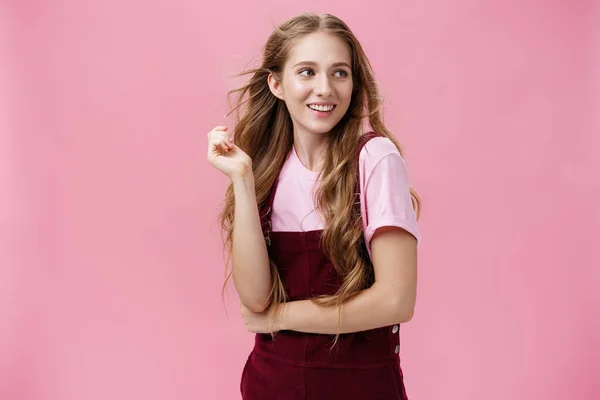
231, 172, 272, 312
280, 283, 415, 334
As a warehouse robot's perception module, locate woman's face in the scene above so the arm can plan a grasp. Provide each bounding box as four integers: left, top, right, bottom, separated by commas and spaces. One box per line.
268, 32, 354, 137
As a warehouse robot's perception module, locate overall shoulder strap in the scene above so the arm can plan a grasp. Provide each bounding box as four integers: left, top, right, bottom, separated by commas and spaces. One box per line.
357, 131, 381, 151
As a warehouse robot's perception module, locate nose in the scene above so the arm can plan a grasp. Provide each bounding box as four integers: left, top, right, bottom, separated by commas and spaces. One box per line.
314, 74, 332, 98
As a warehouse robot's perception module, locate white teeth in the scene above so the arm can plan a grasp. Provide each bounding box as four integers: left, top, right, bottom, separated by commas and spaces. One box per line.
308, 104, 334, 112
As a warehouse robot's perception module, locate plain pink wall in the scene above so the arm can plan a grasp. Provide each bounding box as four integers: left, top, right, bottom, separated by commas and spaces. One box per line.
3, 0, 599, 399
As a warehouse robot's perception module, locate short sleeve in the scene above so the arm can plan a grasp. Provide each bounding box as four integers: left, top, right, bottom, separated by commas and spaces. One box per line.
359, 137, 421, 258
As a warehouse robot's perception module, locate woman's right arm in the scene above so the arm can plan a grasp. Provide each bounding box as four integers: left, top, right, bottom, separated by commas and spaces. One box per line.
230, 170, 272, 313
206, 126, 272, 313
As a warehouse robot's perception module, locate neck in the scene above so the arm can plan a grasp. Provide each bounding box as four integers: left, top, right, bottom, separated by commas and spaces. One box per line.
292, 129, 329, 172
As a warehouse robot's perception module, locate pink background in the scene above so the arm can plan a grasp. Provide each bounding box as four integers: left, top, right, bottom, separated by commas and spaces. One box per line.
2, 0, 599, 399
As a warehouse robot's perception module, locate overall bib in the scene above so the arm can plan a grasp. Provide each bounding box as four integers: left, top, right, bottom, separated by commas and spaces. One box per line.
240, 133, 408, 400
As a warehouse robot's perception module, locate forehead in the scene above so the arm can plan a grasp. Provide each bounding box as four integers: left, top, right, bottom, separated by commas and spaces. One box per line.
285, 32, 351, 67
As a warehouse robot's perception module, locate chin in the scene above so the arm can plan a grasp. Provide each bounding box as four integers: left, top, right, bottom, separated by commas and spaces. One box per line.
305, 118, 345, 135
306, 123, 338, 135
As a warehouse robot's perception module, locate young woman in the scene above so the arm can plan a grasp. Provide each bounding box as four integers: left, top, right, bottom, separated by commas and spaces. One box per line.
207, 12, 421, 400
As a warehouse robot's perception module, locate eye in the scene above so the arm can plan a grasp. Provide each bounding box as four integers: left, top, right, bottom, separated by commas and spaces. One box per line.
299, 69, 315, 76
334, 69, 349, 78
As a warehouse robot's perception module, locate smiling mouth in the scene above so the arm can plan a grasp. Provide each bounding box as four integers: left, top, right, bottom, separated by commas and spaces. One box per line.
307, 104, 336, 112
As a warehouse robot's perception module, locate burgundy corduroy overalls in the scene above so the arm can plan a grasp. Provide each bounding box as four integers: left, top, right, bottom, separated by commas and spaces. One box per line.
240, 133, 408, 400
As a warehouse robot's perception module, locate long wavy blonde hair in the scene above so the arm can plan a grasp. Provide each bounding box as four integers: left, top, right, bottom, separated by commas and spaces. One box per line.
219, 12, 421, 334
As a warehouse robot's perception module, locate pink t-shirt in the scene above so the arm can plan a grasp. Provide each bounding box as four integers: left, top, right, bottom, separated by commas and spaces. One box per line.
271, 136, 421, 258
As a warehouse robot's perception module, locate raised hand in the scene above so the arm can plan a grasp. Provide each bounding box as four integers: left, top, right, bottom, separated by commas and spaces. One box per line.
206, 126, 252, 180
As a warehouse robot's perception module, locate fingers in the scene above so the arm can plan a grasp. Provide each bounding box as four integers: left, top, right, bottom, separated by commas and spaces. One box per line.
213, 135, 233, 154
211, 125, 228, 132
208, 126, 229, 139
207, 127, 235, 155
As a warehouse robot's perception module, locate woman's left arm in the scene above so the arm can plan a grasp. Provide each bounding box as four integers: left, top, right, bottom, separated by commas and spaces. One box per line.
278, 226, 417, 334
240, 226, 418, 335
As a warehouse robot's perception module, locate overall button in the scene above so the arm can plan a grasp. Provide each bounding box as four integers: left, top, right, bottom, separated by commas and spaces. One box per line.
392, 325, 399, 334
394, 345, 400, 354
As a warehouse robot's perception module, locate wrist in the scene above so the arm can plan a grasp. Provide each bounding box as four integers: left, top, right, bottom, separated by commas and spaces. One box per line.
230, 163, 253, 184
231, 170, 255, 191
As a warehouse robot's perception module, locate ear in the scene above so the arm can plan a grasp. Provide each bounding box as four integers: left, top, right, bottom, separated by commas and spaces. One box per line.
267, 72, 284, 100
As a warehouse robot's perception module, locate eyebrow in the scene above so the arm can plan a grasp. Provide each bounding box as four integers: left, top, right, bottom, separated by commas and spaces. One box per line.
293, 61, 351, 69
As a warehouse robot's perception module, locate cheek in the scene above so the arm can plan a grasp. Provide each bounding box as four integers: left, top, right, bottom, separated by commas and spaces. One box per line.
340, 83, 354, 103
287, 80, 312, 101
